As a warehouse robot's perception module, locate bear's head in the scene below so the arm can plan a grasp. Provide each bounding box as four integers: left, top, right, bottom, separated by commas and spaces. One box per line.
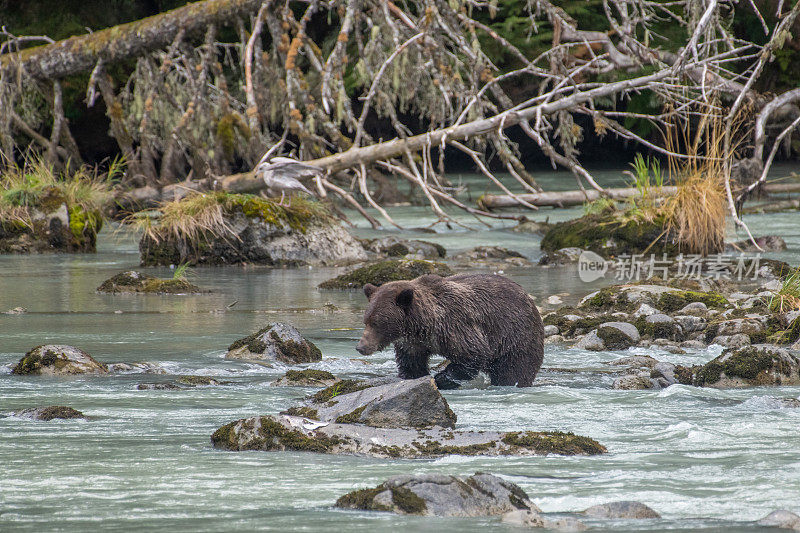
355, 281, 414, 355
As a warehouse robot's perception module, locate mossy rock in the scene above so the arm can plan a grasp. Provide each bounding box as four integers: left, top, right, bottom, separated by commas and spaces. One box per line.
97, 270, 202, 294
139, 193, 366, 267
175, 375, 229, 386
272, 369, 339, 387
501, 431, 608, 455
12, 345, 108, 375
309, 379, 373, 403
541, 212, 676, 258
693, 345, 800, 387
318, 259, 453, 290
226, 323, 322, 363
211, 416, 346, 452
0, 203, 101, 254
657, 290, 729, 313
15, 405, 86, 421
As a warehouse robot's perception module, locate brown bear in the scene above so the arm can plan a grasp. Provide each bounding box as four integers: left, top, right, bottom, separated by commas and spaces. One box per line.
356, 273, 544, 389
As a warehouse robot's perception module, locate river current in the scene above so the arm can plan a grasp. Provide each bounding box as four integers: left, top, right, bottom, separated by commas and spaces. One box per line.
2, 168, 800, 531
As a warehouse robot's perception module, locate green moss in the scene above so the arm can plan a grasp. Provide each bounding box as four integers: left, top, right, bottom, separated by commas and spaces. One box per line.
411, 439, 496, 456
633, 316, 682, 340
310, 379, 372, 403
658, 290, 728, 313
335, 488, 392, 511
597, 324, 638, 349
335, 405, 367, 424
368, 444, 405, 457
390, 487, 427, 514
67, 205, 103, 250
32, 406, 85, 421
283, 369, 336, 383
695, 347, 796, 386
581, 287, 623, 310
540, 212, 674, 257
268, 330, 322, 363
674, 365, 695, 385
12, 347, 44, 375
283, 406, 320, 419
211, 417, 344, 452
318, 259, 453, 290
216, 114, 236, 158
97, 271, 201, 294
176, 375, 223, 386
775, 317, 800, 345
501, 431, 607, 455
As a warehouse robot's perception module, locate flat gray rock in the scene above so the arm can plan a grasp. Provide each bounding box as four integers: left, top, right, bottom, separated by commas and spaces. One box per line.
211, 414, 607, 458
307, 376, 457, 429
336, 473, 538, 517
583, 501, 661, 519
575, 330, 605, 351
757, 510, 800, 530
612, 375, 656, 390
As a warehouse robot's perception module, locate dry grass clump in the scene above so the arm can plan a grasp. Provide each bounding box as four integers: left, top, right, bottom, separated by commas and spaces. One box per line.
129, 191, 332, 244
660, 108, 729, 256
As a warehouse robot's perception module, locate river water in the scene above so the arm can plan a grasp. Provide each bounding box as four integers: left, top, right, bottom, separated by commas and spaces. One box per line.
2, 167, 800, 531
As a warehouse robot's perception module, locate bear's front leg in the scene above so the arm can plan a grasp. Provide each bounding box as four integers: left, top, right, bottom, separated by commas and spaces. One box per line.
394, 341, 430, 379
434, 363, 479, 390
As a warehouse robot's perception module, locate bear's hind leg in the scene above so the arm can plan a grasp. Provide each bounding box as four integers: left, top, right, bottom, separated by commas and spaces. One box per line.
488, 361, 534, 387
434, 363, 479, 390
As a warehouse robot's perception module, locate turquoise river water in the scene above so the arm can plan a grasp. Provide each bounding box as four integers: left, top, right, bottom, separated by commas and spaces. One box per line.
2, 167, 800, 531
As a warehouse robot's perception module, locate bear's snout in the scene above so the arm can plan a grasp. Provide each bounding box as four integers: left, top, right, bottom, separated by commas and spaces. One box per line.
356, 328, 380, 355
355, 339, 373, 355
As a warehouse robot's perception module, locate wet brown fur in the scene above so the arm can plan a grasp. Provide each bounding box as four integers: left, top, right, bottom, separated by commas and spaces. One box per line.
357, 274, 544, 388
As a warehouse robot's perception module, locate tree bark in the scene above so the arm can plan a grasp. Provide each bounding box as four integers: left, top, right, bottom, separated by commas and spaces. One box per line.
0, 0, 262, 79
479, 182, 800, 209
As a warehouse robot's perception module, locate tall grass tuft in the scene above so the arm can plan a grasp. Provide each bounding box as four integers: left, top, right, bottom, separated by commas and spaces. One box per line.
660, 106, 730, 256
769, 268, 800, 313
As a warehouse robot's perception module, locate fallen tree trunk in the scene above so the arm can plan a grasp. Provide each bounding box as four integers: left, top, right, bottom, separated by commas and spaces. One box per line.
479, 182, 800, 209
0, 0, 262, 80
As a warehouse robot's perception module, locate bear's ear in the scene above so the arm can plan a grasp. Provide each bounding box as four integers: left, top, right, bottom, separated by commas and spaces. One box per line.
364, 283, 378, 300
396, 288, 414, 309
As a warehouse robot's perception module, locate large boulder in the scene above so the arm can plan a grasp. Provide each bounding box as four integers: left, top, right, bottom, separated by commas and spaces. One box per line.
318, 259, 453, 290
271, 369, 339, 387
335, 473, 536, 516
139, 194, 366, 266
12, 345, 108, 375
96, 270, 201, 294
211, 414, 607, 458
583, 501, 661, 519
694, 345, 800, 388
757, 510, 800, 530
225, 323, 322, 363
294, 376, 457, 429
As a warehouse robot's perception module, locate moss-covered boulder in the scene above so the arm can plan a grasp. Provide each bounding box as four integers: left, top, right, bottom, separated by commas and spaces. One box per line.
581, 284, 729, 314
11, 345, 108, 375
175, 375, 231, 386
138, 193, 366, 267
335, 473, 537, 516
541, 212, 676, 258
693, 345, 800, 388
361, 237, 446, 260
225, 323, 322, 363
210, 414, 606, 458
271, 369, 339, 387
0, 199, 102, 254
97, 270, 202, 294
318, 259, 453, 290
13, 406, 86, 421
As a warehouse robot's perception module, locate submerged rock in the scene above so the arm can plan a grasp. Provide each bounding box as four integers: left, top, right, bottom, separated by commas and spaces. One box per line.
335, 473, 536, 517
139, 194, 366, 267
694, 345, 800, 388
11, 345, 108, 375
225, 323, 322, 363
13, 406, 86, 421
211, 414, 607, 458
318, 259, 452, 290
361, 237, 446, 260
511, 220, 552, 235
453, 246, 531, 267
137, 382, 182, 390
175, 375, 230, 386
757, 510, 800, 530
3, 307, 27, 314
612, 375, 657, 390
271, 369, 339, 387
97, 270, 202, 294
728, 235, 787, 253
106, 362, 166, 374
295, 376, 457, 429
583, 501, 661, 519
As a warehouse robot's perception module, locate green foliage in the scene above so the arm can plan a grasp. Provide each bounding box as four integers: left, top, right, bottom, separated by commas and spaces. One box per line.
172, 263, 192, 280
769, 267, 800, 313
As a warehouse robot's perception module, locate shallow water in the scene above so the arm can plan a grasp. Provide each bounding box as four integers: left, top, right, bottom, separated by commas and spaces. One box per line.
2, 167, 800, 531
